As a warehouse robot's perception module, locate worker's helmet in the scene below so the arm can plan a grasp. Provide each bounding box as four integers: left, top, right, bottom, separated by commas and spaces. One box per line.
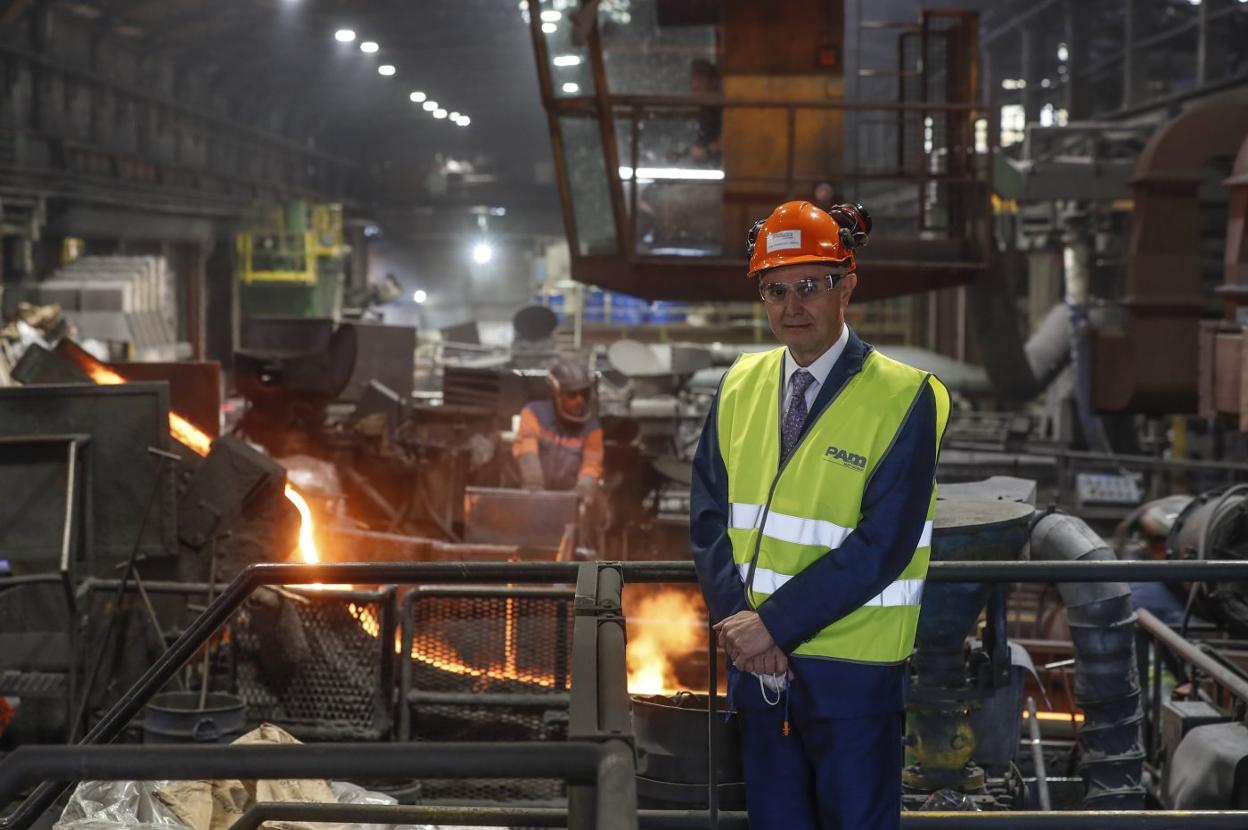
746, 201, 872, 278
547, 358, 594, 424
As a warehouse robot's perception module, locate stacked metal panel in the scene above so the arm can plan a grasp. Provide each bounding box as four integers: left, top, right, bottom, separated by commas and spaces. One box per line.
3, 256, 188, 360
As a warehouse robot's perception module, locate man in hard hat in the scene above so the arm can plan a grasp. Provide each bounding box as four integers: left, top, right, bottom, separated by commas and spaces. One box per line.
690, 201, 949, 830
513, 358, 604, 501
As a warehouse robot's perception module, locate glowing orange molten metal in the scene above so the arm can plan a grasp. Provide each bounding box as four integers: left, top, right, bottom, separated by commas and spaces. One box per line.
347, 602, 558, 687
68, 347, 318, 564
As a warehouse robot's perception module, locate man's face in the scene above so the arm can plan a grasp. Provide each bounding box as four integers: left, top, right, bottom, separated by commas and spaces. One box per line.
559, 388, 588, 419
760, 262, 857, 365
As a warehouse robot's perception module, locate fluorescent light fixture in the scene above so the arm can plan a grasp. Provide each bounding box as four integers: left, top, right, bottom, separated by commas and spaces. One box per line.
541, 9, 562, 21
378, 64, 396, 76
456, 116, 471, 126
472, 242, 494, 264
423, 100, 438, 111
413, 289, 427, 304
449, 111, 461, 120
334, 29, 356, 42
552, 55, 582, 67
360, 41, 379, 53
542, 21, 557, 33
618, 166, 725, 181
562, 82, 579, 94
434, 108, 448, 119
409, 91, 427, 103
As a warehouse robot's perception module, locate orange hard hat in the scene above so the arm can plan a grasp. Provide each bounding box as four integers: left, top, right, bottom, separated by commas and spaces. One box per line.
747, 201, 867, 278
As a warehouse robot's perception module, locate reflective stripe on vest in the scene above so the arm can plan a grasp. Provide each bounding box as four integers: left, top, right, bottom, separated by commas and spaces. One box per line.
716, 344, 950, 664
731, 504, 933, 551
737, 563, 926, 606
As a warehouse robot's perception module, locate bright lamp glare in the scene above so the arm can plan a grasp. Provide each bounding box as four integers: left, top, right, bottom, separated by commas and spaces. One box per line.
541, 9, 562, 21
360, 41, 379, 53
423, 100, 438, 111
409, 91, 426, 103
413, 289, 427, 304
456, 116, 471, 127
378, 64, 396, 76
541, 21, 557, 33
552, 55, 582, 67
334, 29, 356, 42
449, 111, 461, 120
618, 166, 725, 181
472, 242, 494, 264
562, 82, 579, 94
433, 108, 448, 119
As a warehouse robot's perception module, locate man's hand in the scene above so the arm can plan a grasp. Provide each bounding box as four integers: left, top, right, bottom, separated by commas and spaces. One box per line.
575, 474, 600, 503
740, 645, 789, 677
713, 610, 776, 665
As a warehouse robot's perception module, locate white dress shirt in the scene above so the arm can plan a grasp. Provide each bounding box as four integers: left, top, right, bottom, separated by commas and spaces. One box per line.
781, 324, 850, 420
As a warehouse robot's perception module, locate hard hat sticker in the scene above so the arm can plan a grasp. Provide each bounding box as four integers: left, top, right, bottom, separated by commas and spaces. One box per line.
766, 229, 802, 252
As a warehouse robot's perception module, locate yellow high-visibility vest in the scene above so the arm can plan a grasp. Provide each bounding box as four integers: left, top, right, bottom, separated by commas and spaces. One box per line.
716, 346, 950, 663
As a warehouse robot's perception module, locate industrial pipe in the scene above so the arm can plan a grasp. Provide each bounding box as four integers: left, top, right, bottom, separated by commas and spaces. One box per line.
616, 560, 1248, 583
1135, 608, 1248, 704
1030, 512, 1145, 808
1026, 697, 1052, 811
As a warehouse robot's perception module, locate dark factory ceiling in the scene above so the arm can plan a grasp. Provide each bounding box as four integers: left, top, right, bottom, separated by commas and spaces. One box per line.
48, 0, 554, 202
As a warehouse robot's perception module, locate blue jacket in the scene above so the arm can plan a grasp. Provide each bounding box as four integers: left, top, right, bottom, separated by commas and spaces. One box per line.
690, 328, 939, 716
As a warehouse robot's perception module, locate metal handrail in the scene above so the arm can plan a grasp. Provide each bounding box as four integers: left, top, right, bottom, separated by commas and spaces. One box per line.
222, 804, 1248, 830
0, 742, 634, 830
0, 562, 582, 830
9, 560, 1248, 830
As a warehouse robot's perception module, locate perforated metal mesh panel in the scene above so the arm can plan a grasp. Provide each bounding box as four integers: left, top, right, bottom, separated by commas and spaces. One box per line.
402, 591, 574, 803
233, 589, 391, 740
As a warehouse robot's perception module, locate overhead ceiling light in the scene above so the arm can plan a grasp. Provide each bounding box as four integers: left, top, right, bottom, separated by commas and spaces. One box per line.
360, 41, 379, 53
618, 166, 725, 181
449, 111, 461, 120
472, 242, 494, 264
378, 64, 396, 76
456, 116, 471, 127
434, 108, 448, 119
542, 21, 557, 34
409, 91, 427, 103
334, 29, 356, 42
552, 55, 582, 67
562, 82, 580, 94
413, 289, 427, 304
423, 100, 438, 111
541, 9, 562, 21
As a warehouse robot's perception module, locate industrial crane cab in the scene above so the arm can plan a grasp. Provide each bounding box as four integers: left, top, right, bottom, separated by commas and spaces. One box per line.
526, 0, 989, 302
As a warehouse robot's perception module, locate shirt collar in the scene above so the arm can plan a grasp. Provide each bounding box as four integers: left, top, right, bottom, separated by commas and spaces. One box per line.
784, 324, 850, 391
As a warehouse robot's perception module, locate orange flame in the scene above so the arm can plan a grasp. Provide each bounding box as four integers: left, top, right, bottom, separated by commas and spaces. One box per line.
626, 588, 705, 695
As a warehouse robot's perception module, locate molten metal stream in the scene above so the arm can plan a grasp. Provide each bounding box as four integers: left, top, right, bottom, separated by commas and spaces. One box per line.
67, 349, 319, 565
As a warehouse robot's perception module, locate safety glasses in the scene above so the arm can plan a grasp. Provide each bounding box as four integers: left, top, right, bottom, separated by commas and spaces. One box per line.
758, 272, 849, 305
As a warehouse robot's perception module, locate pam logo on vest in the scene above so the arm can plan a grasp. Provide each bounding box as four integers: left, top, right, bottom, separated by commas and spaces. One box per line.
823, 445, 867, 471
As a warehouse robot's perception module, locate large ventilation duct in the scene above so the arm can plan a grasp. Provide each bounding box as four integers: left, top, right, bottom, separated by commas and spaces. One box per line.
1030, 512, 1145, 808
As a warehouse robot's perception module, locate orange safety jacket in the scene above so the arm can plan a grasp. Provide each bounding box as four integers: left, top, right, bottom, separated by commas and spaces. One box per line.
512, 400, 603, 490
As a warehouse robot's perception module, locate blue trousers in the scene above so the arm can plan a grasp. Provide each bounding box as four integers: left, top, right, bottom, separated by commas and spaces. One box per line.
739, 702, 903, 830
